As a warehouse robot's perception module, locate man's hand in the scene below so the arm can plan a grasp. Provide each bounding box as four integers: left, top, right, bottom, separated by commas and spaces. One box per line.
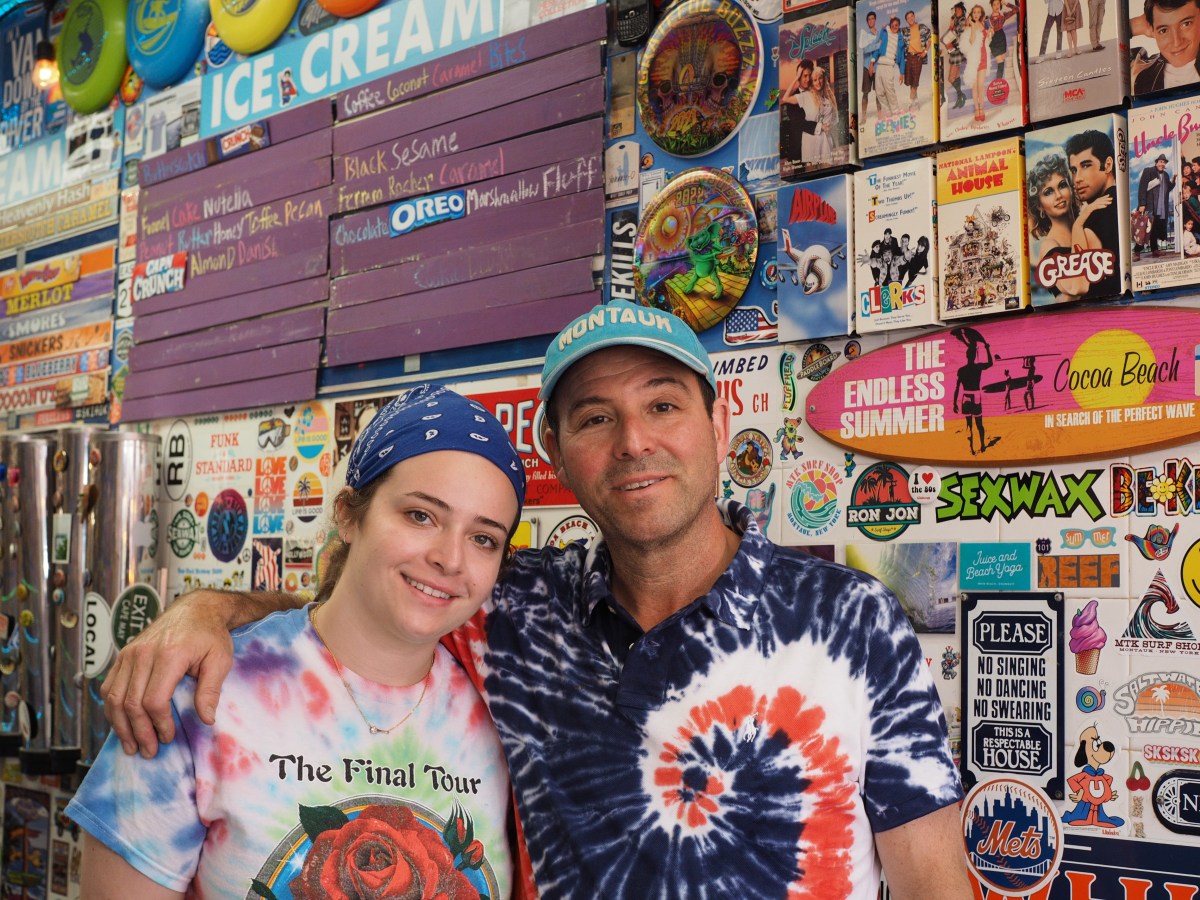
101, 589, 299, 757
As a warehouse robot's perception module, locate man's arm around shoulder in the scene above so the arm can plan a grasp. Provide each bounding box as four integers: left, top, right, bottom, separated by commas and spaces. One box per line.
102, 589, 301, 758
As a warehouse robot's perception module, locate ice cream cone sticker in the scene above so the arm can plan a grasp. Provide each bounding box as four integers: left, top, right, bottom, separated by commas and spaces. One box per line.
1070, 599, 1106, 674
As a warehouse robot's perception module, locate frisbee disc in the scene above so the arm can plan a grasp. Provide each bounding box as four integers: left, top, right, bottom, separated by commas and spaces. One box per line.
633, 167, 759, 331
127, 0, 210, 88
636, 0, 763, 157
59, 0, 128, 114
314, 0, 381, 18
209, 0, 299, 55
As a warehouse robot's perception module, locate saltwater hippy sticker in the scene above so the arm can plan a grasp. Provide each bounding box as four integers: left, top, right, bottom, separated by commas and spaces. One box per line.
635, 0, 763, 157
634, 167, 758, 332
962, 591, 1064, 798
806, 306, 1200, 466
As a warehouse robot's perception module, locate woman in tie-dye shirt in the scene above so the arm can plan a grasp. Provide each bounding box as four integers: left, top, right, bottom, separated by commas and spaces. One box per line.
67, 386, 530, 899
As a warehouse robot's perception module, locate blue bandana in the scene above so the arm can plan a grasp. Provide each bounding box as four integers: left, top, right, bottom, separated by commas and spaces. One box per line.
344, 384, 525, 508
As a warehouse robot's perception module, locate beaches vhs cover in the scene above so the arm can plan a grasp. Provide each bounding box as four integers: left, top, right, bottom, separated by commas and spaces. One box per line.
856, 0, 939, 157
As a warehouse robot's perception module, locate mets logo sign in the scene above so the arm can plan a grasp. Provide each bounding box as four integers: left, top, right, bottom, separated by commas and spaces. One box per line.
963, 777, 1062, 896
846, 461, 920, 540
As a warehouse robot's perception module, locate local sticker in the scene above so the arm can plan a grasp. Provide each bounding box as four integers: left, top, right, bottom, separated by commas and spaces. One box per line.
547, 515, 599, 548
962, 777, 1063, 896
726, 429, 772, 487
83, 591, 114, 678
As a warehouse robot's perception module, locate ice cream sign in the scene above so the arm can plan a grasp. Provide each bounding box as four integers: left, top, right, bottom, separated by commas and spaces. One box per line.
962, 592, 1064, 798
806, 306, 1200, 466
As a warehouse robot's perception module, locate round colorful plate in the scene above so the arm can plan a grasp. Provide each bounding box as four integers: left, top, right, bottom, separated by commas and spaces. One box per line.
633, 167, 758, 332
58, 0, 128, 114
209, 0, 299, 55
315, 0, 381, 18
127, 0, 210, 88
636, 0, 763, 158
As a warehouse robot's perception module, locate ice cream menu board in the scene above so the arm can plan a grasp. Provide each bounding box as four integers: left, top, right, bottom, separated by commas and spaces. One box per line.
962, 591, 1064, 797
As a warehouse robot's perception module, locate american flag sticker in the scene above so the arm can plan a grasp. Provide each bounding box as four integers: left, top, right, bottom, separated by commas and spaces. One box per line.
724, 305, 778, 344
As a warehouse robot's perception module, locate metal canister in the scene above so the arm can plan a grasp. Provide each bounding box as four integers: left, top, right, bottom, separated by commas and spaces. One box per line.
79, 432, 162, 770
45, 426, 97, 772
11, 434, 55, 773
0, 435, 19, 756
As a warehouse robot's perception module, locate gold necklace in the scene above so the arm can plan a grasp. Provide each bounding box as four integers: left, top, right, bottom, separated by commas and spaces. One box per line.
308, 604, 431, 735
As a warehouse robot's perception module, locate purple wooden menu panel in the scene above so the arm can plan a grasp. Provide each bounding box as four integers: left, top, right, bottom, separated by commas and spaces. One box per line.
120, 370, 317, 422
129, 305, 325, 372
134, 241, 328, 316
331, 163, 602, 276
138, 103, 333, 188
335, 5, 606, 121
123, 339, 320, 399
334, 118, 601, 213
139, 157, 332, 252
133, 276, 329, 342
334, 43, 600, 157
326, 291, 600, 366
336, 76, 602, 192
331, 219, 602, 310
327, 257, 595, 334
139, 129, 332, 211
138, 187, 333, 265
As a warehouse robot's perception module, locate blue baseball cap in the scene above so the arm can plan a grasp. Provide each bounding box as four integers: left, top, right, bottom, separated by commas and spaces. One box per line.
539, 301, 716, 401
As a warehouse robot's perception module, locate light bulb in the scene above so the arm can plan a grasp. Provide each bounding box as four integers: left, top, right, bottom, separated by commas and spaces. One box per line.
32, 41, 57, 90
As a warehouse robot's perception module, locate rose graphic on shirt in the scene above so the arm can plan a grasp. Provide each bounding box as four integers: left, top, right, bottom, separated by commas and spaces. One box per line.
252, 800, 494, 900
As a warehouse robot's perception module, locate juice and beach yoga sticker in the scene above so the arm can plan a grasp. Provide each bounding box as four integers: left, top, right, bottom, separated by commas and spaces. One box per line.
806, 306, 1200, 466
636, 0, 763, 157
634, 167, 759, 332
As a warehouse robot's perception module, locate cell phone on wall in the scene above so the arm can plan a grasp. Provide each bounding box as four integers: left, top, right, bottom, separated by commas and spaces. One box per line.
614, 0, 654, 46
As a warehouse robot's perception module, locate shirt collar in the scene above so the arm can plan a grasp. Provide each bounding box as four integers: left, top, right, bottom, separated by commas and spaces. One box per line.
580, 500, 772, 630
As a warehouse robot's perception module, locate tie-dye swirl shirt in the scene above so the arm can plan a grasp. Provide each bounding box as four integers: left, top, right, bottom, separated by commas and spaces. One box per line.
67, 606, 514, 899
450, 500, 961, 899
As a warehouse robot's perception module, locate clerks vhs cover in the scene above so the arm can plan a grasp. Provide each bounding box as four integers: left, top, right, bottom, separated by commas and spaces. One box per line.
937, 0, 1028, 140
938, 138, 1029, 318
853, 158, 939, 332
777, 174, 854, 340
1025, 0, 1128, 121
1026, 112, 1130, 306
1129, 96, 1200, 292
779, 0, 858, 179
856, 0, 939, 157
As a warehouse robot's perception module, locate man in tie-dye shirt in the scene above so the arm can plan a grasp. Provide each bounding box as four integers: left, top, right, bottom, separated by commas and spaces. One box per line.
104, 301, 970, 898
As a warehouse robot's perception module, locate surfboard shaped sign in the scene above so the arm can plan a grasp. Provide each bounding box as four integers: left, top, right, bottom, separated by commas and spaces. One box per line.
806, 306, 1200, 466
